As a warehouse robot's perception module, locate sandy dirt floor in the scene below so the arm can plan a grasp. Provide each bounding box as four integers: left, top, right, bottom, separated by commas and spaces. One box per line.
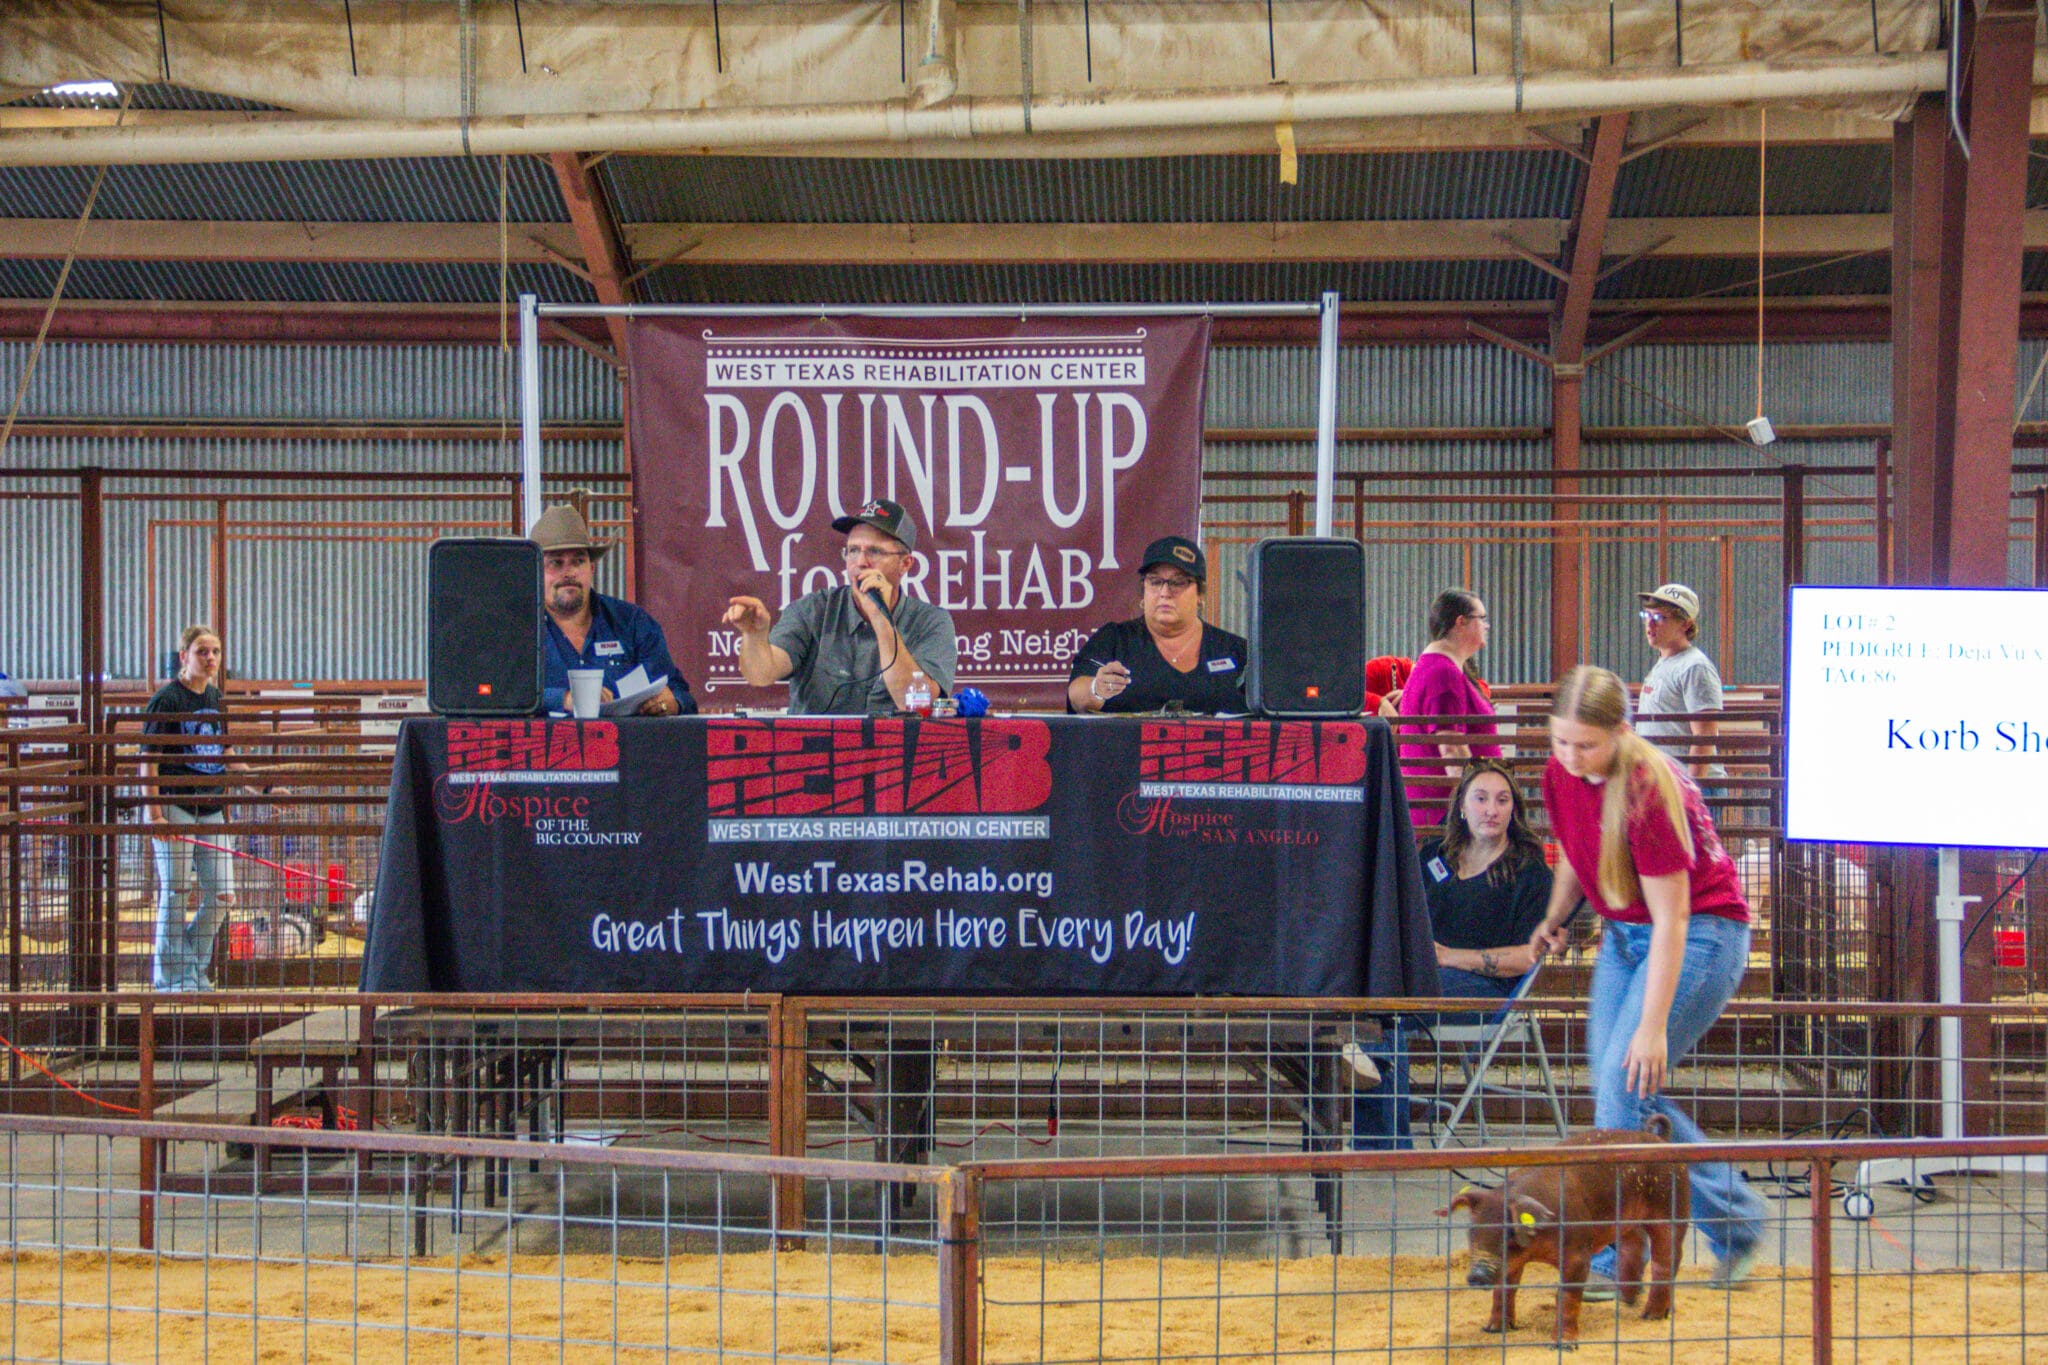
1, 1249, 2038, 1363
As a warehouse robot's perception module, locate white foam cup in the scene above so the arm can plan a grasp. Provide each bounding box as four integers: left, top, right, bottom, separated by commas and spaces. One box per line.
567, 668, 605, 719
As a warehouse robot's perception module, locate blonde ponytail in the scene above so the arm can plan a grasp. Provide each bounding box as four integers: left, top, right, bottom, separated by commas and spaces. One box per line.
1553, 666, 1694, 908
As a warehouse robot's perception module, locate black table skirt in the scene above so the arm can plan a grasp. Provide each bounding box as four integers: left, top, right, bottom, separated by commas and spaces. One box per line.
362, 714, 1438, 997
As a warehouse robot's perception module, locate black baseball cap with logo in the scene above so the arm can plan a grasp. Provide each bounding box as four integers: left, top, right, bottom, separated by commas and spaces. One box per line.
832, 498, 918, 554
1139, 535, 1206, 582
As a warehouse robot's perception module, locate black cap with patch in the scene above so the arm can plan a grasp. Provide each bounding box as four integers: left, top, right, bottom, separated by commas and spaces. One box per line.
831, 497, 917, 554
1139, 535, 1206, 582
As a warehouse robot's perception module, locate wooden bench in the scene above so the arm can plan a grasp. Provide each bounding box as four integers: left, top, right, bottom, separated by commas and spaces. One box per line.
153, 1062, 262, 1125
246, 1007, 367, 1173
147, 1008, 366, 1152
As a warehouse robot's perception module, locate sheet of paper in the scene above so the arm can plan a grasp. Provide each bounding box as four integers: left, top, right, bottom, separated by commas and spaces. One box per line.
600, 666, 669, 717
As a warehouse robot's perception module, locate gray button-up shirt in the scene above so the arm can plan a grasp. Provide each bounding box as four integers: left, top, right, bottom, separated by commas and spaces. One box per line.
769, 585, 958, 715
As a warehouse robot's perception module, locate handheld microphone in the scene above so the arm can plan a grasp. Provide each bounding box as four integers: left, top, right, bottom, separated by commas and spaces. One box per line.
866, 586, 888, 615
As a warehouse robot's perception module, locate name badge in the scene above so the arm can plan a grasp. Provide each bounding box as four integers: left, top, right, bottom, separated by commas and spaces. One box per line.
594, 640, 624, 657
1427, 857, 1451, 882
1206, 657, 1236, 674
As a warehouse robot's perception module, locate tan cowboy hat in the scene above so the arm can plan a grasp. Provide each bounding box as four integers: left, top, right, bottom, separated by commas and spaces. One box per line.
527, 501, 609, 561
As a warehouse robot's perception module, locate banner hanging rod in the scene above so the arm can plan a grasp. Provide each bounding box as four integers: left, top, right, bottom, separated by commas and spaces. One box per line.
537, 302, 1323, 319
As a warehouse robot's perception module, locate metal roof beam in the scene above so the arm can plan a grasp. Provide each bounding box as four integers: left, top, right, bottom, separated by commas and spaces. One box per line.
13, 298, 2048, 347
546, 150, 636, 354
8, 214, 2046, 265
1553, 113, 1630, 366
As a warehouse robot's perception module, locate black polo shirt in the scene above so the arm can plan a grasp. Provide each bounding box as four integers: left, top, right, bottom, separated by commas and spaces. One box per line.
1066, 617, 1249, 715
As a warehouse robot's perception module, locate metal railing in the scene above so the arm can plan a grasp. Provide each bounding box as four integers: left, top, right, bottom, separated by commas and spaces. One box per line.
4, 1107, 2042, 1363
12, 694, 2043, 1004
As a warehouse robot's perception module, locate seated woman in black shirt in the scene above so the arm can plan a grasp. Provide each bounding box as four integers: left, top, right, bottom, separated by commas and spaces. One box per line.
1066, 536, 1248, 715
1352, 758, 1554, 1148
1422, 758, 1553, 1000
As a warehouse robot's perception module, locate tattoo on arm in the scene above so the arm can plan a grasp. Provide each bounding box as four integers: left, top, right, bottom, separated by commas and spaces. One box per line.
1480, 949, 1502, 977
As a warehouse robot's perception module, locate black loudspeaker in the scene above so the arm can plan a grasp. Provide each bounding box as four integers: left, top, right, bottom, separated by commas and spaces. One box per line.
427, 538, 545, 716
1245, 536, 1365, 717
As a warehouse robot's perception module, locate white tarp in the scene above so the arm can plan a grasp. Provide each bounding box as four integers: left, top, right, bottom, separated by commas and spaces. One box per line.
1, 0, 1943, 118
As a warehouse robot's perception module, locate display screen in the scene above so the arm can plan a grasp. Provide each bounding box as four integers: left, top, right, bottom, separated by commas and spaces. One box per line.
1783, 585, 2048, 849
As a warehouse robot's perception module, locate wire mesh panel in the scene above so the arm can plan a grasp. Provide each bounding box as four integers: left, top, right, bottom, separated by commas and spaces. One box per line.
2, 1005, 2047, 1361
970, 1139, 2048, 1365
0, 1116, 946, 1364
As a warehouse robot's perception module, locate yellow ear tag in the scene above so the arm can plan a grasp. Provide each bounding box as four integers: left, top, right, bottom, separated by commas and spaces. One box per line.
1518, 1212, 1537, 1227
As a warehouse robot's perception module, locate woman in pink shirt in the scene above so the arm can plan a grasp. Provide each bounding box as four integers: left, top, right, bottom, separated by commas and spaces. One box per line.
1395, 589, 1500, 826
1529, 665, 1766, 1295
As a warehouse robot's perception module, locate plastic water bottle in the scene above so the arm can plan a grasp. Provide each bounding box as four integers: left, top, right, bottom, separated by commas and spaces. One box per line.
905, 670, 933, 717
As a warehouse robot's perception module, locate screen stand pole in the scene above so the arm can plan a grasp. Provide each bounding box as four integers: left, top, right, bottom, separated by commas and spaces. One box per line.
1936, 845, 1968, 1142
1846, 846, 2043, 1219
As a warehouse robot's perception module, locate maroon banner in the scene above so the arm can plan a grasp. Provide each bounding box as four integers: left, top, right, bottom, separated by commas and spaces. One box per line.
625, 314, 1212, 709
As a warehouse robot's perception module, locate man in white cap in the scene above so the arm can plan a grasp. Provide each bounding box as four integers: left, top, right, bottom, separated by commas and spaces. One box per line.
1636, 582, 1721, 770
530, 501, 695, 716
723, 497, 956, 715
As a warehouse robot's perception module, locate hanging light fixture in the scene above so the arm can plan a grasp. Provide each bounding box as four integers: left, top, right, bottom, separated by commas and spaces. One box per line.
1746, 106, 1777, 446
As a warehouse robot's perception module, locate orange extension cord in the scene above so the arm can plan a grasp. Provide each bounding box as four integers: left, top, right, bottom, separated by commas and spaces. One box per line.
0, 1029, 140, 1115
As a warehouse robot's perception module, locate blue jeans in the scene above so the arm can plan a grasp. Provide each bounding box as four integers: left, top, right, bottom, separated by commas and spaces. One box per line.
1428, 966, 1520, 1026
1350, 968, 1522, 1149
152, 807, 234, 991
1588, 915, 1766, 1268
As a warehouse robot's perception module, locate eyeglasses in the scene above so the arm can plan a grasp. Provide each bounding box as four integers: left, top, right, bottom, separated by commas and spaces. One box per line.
841, 545, 907, 563
1464, 612, 1488, 622
1143, 574, 1197, 593
1639, 608, 1679, 625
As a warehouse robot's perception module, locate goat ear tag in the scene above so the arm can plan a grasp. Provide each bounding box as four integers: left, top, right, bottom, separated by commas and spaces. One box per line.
1518, 1212, 1536, 1226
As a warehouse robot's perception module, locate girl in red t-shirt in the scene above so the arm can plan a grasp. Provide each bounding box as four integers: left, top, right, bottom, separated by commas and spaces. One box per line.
1529, 666, 1767, 1293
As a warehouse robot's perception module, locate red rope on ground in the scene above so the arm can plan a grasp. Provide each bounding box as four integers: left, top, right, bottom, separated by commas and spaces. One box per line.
271, 1104, 359, 1131
0, 1030, 141, 1115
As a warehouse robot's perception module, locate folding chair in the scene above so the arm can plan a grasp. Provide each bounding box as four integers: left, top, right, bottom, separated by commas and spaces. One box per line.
1424, 960, 1569, 1148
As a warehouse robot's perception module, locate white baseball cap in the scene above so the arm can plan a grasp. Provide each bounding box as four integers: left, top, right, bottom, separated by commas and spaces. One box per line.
1638, 583, 1701, 623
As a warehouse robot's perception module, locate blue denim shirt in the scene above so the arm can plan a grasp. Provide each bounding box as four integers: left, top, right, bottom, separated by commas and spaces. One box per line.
542, 591, 698, 715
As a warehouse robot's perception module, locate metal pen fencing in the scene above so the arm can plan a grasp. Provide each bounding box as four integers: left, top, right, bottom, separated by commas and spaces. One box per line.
0, 992, 2042, 1215
11, 692, 2045, 1006
3, 1107, 2043, 1363
1, 454, 2043, 1357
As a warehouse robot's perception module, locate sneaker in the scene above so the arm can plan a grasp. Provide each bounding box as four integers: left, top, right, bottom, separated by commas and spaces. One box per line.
1709, 1243, 1761, 1290
1578, 1269, 1618, 1303
1338, 1041, 1382, 1087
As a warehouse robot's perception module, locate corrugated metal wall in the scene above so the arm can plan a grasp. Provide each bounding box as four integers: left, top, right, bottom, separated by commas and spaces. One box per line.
0, 339, 618, 422
0, 335, 1953, 689
0, 339, 625, 682
1, 437, 626, 683
1201, 341, 1898, 687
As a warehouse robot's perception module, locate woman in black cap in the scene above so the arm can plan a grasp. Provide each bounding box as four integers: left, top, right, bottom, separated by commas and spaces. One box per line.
1066, 536, 1249, 715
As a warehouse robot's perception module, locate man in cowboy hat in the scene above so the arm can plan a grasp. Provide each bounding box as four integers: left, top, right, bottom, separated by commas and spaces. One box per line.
530, 501, 695, 716
722, 497, 955, 715
1636, 581, 1721, 771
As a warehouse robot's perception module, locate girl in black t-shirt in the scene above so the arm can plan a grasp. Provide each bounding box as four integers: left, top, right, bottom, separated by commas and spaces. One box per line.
1420, 759, 1552, 1000
144, 625, 239, 991
1353, 759, 1553, 1149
